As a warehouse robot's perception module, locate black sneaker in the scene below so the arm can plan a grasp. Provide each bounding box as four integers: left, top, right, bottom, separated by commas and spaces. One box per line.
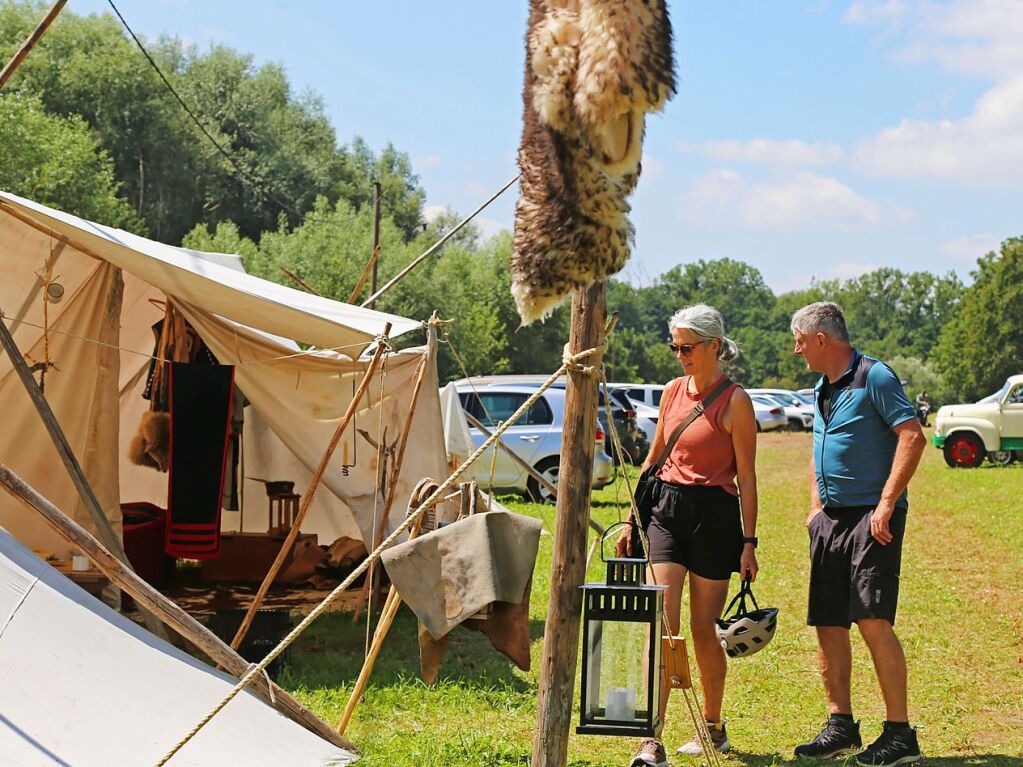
854, 724, 921, 767
794, 717, 862, 759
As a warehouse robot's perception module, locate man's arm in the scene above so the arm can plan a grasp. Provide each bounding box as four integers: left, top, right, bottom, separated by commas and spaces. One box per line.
807, 453, 823, 527
870, 419, 926, 544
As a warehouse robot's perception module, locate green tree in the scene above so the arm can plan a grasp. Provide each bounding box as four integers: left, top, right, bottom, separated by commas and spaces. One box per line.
934, 238, 1023, 401
0, 93, 140, 229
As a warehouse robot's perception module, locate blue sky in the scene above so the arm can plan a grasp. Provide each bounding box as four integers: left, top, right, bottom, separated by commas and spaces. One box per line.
72, 0, 1021, 292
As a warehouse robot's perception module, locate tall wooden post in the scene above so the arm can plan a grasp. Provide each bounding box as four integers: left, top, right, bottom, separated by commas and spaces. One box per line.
368, 181, 382, 309
531, 281, 607, 767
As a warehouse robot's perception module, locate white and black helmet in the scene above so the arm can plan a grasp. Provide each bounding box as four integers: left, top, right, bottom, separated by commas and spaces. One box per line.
715, 579, 779, 659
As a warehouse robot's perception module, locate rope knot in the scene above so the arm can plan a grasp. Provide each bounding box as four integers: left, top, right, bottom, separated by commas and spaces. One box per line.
562, 343, 606, 377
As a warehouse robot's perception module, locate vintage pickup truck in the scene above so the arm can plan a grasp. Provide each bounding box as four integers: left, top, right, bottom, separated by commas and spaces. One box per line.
933, 374, 1023, 467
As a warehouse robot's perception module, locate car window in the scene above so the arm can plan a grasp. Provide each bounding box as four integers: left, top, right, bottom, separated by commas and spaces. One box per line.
609, 389, 634, 409
525, 397, 554, 425
626, 388, 647, 405
464, 392, 554, 427
1006, 385, 1023, 406
651, 389, 663, 406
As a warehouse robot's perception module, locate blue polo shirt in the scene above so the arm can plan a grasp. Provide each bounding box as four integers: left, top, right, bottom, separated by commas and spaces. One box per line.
813, 350, 916, 510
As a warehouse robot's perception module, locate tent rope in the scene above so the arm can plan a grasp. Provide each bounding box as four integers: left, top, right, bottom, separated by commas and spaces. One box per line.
152, 341, 608, 766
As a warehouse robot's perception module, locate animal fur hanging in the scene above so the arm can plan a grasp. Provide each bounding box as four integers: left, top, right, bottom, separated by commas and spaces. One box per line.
512, 0, 676, 324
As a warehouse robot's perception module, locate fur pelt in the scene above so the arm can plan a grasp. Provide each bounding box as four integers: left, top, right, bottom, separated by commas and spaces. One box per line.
128, 410, 170, 473
512, 0, 675, 324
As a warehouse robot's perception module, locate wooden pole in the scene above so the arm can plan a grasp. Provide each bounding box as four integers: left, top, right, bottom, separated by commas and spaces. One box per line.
531, 281, 607, 767
463, 411, 605, 537
0, 310, 166, 639
230, 323, 392, 649
0, 464, 357, 754
346, 245, 380, 305
360, 175, 519, 308
279, 266, 321, 296
367, 181, 382, 309
0, 0, 67, 90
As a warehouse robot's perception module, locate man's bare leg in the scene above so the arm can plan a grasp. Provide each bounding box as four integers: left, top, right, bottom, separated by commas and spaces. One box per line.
816, 626, 854, 714
857, 618, 909, 722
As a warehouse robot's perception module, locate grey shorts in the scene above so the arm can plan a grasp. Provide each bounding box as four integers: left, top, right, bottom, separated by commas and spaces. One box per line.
807, 505, 906, 628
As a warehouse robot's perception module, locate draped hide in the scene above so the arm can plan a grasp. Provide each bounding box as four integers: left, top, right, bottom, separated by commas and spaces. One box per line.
512, 0, 676, 324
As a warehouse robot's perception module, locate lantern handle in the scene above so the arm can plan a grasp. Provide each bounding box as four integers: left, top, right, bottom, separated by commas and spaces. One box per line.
598, 520, 647, 564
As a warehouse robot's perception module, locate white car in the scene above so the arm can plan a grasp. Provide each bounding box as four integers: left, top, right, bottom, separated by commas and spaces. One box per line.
933, 375, 1023, 467
749, 395, 787, 432
456, 384, 615, 501
746, 389, 814, 431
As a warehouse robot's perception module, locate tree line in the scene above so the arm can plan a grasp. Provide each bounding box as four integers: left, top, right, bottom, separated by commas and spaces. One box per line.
2, 2, 1018, 405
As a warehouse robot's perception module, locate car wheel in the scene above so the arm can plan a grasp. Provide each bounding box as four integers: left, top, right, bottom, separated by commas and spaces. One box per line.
943, 433, 984, 468
988, 450, 1016, 466
786, 418, 803, 432
527, 456, 560, 504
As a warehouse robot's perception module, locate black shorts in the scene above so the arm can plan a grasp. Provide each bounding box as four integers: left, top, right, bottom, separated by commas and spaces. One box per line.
807, 506, 906, 628
643, 481, 743, 581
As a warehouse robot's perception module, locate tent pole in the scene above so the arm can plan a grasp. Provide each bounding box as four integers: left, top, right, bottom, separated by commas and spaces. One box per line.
230, 323, 393, 650
0, 0, 67, 90
0, 308, 167, 639
0, 464, 357, 753
531, 281, 607, 767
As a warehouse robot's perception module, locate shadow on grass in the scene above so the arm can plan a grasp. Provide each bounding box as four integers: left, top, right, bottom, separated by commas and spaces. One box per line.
281, 602, 541, 694
726, 753, 1023, 767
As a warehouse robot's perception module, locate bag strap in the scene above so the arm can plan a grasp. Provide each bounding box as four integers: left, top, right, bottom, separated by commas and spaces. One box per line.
650, 376, 734, 473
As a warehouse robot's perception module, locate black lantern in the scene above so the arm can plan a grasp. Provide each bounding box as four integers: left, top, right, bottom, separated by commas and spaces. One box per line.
577, 526, 665, 738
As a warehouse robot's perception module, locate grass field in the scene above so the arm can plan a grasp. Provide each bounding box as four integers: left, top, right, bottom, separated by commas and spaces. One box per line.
283, 430, 1023, 766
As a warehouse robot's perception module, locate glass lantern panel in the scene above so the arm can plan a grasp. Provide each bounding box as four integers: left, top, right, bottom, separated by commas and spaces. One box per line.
585, 618, 652, 722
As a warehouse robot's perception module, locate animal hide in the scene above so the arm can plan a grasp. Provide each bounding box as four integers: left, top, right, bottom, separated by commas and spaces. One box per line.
128, 410, 170, 472
512, 0, 675, 324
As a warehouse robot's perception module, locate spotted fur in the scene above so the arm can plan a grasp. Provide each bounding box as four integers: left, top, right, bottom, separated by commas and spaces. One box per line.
512, 0, 675, 324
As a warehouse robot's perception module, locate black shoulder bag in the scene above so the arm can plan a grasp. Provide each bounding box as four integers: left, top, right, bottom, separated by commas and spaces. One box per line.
630, 377, 733, 551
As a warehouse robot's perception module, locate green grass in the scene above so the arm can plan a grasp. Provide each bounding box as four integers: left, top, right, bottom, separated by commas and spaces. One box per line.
282, 431, 1023, 766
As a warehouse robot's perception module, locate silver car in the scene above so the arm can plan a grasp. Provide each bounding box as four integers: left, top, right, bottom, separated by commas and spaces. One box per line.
747, 389, 815, 431
749, 395, 788, 432
456, 384, 615, 502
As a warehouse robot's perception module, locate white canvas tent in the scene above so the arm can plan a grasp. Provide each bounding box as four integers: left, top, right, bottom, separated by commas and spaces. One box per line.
0, 524, 355, 765
0, 190, 448, 560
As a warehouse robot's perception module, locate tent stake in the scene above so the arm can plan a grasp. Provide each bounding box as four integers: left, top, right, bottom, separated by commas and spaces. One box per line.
0, 463, 356, 753
230, 323, 393, 650
531, 281, 607, 767
0, 306, 167, 639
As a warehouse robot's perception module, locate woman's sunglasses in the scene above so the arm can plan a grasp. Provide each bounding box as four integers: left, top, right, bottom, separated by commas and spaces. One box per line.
668, 340, 707, 356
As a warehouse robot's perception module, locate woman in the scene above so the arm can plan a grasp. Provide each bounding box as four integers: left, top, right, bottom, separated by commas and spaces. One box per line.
617, 304, 760, 766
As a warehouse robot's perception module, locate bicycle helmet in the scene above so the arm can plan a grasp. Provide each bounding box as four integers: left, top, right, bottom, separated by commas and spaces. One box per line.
715, 579, 778, 658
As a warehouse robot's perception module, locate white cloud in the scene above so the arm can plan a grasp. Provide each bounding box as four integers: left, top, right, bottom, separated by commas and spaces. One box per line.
852, 76, 1023, 184
641, 153, 665, 179
422, 205, 446, 223
774, 260, 882, 293
677, 139, 844, 167
939, 233, 1001, 263
475, 217, 510, 240
414, 154, 443, 168
682, 170, 912, 229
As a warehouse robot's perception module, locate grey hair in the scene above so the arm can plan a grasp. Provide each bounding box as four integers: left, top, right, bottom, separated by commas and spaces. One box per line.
790, 301, 850, 342
668, 304, 740, 362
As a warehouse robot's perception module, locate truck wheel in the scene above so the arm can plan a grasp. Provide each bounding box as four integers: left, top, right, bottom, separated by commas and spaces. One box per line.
943, 433, 984, 468
988, 450, 1016, 466
527, 456, 559, 504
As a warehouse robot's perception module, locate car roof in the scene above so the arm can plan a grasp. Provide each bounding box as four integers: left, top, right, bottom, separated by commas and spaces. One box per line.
454, 383, 565, 398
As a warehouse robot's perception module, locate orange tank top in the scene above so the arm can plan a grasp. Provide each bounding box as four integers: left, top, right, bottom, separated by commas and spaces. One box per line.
655, 375, 739, 495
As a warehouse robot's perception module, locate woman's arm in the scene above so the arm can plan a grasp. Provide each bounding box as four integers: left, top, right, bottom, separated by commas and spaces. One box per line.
729, 387, 760, 581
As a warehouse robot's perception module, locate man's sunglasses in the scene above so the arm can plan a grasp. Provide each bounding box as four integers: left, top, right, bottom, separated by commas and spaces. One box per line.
668, 340, 707, 356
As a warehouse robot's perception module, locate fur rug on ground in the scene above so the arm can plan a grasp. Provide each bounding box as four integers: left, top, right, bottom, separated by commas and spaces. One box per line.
512, 0, 676, 324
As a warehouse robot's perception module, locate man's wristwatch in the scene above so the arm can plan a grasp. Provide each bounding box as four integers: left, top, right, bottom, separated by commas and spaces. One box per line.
742, 536, 758, 548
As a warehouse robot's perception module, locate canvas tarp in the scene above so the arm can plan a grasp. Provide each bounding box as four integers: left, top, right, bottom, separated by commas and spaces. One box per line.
0, 525, 354, 766
0, 190, 445, 558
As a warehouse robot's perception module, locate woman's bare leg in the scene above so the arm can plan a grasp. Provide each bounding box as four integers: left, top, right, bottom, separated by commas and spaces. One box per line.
688, 573, 731, 722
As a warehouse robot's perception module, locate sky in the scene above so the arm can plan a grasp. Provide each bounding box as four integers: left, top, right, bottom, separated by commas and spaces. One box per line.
70, 0, 1022, 293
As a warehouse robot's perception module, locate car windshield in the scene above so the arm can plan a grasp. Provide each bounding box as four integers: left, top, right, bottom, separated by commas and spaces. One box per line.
793, 392, 814, 406
977, 380, 1012, 405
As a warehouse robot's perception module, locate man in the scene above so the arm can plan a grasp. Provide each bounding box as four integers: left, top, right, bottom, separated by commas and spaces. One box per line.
914, 390, 932, 427
790, 302, 927, 767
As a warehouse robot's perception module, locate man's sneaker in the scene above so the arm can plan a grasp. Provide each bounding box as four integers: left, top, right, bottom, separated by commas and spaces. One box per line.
677, 721, 730, 755
794, 717, 862, 759
854, 723, 921, 767
630, 738, 669, 767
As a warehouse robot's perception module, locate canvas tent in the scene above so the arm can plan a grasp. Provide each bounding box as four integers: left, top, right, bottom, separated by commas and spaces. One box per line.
0, 190, 448, 560
0, 524, 355, 765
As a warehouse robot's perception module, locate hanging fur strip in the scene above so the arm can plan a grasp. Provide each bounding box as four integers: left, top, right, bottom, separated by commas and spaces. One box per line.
512, 0, 676, 324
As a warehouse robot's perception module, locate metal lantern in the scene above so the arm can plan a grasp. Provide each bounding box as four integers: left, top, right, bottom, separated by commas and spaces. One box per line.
577, 525, 665, 737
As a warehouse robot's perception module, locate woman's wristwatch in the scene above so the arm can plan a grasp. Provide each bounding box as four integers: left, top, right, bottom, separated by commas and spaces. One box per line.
742, 536, 758, 548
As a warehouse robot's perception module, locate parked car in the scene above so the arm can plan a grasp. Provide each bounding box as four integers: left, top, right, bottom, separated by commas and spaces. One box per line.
746, 388, 814, 431
547, 383, 649, 465
616, 384, 664, 453
749, 395, 787, 432
932, 375, 1023, 467
456, 384, 614, 501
